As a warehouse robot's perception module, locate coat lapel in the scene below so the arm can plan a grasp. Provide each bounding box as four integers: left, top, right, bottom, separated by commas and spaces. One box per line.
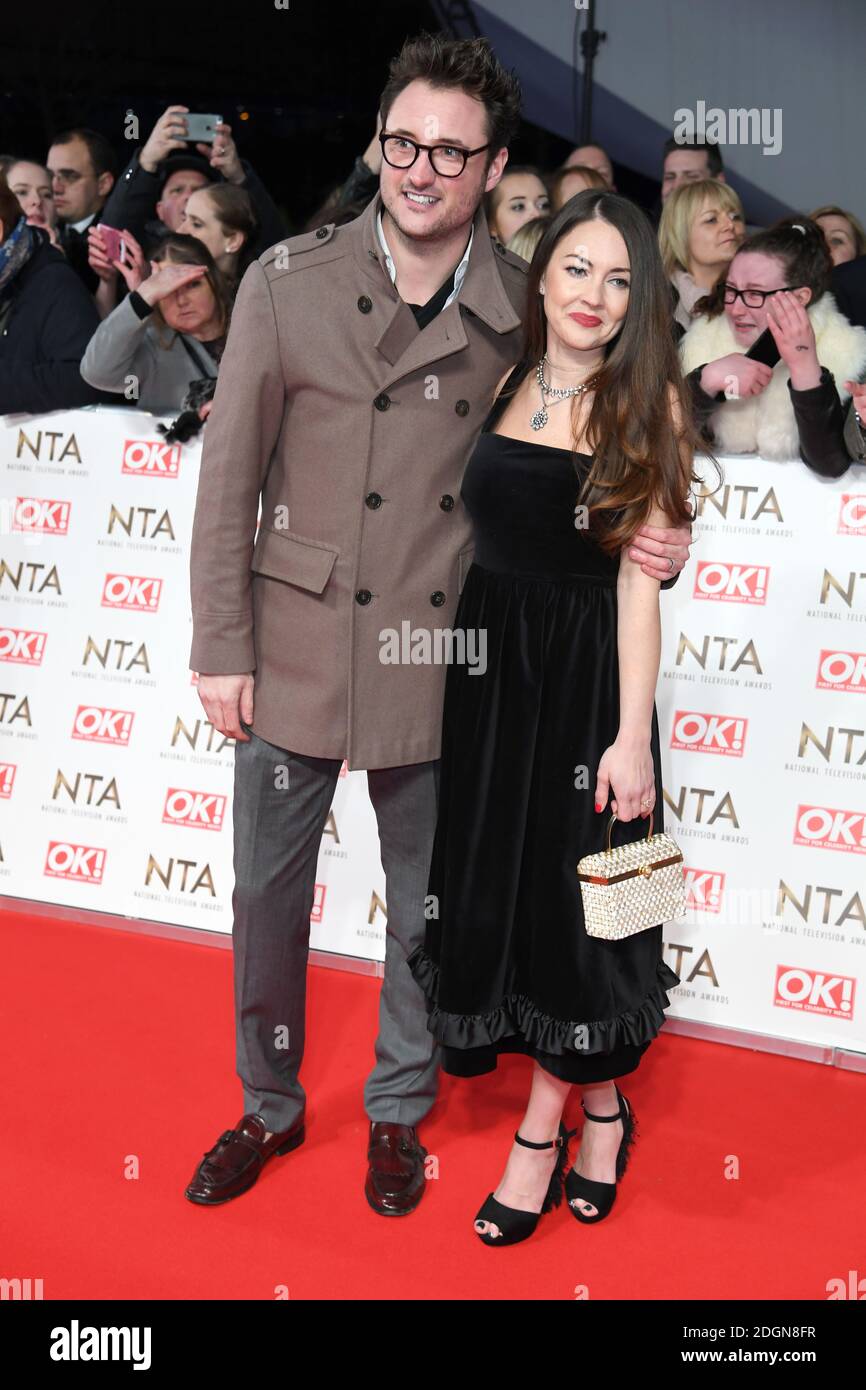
353, 192, 521, 390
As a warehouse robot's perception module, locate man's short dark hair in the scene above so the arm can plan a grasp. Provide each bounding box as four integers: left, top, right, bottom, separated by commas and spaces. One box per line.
379, 31, 522, 157
49, 127, 117, 179
662, 135, 724, 176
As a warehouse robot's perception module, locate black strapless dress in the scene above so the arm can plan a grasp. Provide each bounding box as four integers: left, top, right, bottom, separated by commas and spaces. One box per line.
407, 358, 681, 1083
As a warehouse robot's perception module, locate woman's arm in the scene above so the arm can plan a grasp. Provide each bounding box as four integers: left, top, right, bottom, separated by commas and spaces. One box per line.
594, 386, 691, 823
767, 290, 852, 478
593, 514, 668, 825
79, 293, 153, 395
788, 369, 852, 479
616, 514, 666, 737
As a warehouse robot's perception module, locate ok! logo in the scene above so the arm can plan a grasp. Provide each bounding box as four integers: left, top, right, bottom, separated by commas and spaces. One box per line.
774, 964, 855, 1020
101, 573, 163, 612
121, 439, 181, 477
44, 841, 106, 883
12, 497, 71, 534
71, 706, 135, 746
816, 649, 866, 694
694, 560, 769, 604
162, 788, 227, 831
670, 710, 747, 757
0, 626, 47, 665
794, 803, 866, 854
683, 866, 725, 913
837, 493, 866, 535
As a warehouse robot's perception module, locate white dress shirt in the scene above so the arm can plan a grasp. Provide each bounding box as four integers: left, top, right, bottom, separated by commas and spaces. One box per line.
376, 208, 474, 309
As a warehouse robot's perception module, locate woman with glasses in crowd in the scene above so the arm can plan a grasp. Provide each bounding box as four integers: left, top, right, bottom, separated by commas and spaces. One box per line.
679, 218, 866, 478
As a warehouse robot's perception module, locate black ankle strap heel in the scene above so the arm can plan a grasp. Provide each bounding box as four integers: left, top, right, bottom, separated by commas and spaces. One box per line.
564, 1084, 638, 1225
474, 1119, 579, 1247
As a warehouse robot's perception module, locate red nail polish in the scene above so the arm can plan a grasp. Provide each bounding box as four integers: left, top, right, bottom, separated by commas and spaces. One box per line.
595, 802, 602, 812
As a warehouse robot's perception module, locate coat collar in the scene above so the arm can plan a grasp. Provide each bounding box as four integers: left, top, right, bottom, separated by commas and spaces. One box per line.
375, 206, 474, 309
351, 192, 522, 380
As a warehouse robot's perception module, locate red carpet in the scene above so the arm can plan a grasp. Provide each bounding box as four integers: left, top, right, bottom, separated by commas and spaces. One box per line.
2, 905, 863, 1301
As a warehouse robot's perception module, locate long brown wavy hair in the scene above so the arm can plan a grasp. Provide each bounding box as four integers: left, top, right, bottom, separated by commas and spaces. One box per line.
513, 188, 720, 556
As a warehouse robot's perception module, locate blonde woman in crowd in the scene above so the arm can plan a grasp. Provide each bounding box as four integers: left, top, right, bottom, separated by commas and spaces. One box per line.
809, 204, 866, 267
506, 213, 550, 264
659, 178, 745, 332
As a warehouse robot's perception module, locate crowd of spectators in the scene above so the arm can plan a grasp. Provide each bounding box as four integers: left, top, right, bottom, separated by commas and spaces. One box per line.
1, 95, 865, 469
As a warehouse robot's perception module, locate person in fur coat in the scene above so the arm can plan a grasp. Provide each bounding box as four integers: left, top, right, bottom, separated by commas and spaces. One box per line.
679, 218, 866, 478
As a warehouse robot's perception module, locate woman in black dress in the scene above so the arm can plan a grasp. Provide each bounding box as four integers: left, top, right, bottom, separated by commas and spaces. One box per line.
407, 189, 712, 1245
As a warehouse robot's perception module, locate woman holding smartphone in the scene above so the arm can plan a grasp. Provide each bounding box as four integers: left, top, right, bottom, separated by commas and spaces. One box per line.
408, 190, 710, 1245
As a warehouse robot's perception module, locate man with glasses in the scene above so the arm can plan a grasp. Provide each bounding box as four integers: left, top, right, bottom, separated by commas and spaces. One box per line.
185, 32, 694, 1220
46, 128, 116, 293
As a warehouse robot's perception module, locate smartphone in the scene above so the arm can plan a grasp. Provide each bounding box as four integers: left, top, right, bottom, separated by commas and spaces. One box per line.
183, 113, 222, 144
97, 224, 126, 265
745, 327, 781, 369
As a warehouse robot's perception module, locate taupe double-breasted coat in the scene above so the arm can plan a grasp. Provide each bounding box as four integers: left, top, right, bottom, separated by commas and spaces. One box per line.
189, 190, 530, 767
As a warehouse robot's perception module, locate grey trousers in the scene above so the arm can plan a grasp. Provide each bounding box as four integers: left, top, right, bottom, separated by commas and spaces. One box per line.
230, 722, 441, 1132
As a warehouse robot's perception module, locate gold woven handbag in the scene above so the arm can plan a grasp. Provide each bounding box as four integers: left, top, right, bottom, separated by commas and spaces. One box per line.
576, 811, 685, 940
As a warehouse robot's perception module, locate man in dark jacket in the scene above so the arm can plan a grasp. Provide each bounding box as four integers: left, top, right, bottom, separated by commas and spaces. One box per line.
0, 182, 110, 413
46, 127, 117, 295
100, 105, 286, 257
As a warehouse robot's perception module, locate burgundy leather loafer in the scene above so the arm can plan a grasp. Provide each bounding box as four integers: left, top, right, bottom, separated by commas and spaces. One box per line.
185, 1112, 305, 1205
365, 1121, 428, 1216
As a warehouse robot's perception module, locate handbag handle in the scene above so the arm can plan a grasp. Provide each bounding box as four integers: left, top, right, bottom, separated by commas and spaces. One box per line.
606, 809, 654, 852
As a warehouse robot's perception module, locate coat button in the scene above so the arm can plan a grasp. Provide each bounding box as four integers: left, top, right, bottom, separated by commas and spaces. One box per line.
316, 227, 328, 239
355, 589, 373, 605
455, 399, 470, 416
430, 591, 446, 607
357, 295, 372, 313
439, 494, 454, 511
374, 393, 391, 411
365, 492, 382, 509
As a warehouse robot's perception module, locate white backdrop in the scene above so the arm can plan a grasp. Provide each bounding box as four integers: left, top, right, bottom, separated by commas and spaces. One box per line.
1, 406, 864, 1055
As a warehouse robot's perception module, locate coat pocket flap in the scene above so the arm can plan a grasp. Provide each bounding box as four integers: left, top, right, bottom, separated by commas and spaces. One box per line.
251, 526, 339, 593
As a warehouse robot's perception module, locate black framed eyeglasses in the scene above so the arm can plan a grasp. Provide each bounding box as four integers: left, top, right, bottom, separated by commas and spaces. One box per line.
723, 283, 804, 308
379, 132, 489, 178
